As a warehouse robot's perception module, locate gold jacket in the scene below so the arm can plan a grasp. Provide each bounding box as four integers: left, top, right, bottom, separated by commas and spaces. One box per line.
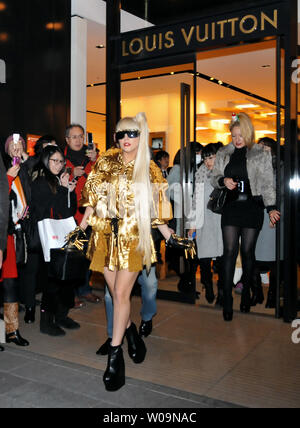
80, 148, 172, 272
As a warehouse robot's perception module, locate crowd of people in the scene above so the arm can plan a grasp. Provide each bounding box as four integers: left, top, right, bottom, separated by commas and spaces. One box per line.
0, 111, 285, 390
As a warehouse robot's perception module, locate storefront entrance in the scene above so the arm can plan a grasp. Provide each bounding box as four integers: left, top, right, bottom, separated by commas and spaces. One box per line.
106, 0, 299, 321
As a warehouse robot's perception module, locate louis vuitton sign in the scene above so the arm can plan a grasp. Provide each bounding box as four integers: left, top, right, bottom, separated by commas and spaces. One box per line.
118, 4, 286, 65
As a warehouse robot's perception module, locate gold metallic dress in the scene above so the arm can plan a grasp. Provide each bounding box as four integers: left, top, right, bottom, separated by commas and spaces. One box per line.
80, 148, 172, 273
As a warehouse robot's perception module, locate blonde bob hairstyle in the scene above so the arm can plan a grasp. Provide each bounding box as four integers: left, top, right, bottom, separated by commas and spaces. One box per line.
116, 112, 152, 271
229, 112, 255, 149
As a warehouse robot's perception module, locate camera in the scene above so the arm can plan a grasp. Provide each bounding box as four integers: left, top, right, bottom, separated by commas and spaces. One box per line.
233, 176, 245, 193
13, 156, 21, 166
87, 132, 94, 150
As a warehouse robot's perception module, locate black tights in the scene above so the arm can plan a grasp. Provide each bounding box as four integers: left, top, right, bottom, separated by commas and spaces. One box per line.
222, 226, 259, 312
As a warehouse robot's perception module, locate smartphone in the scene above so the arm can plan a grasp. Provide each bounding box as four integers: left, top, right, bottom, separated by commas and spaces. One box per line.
87, 132, 94, 150
13, 156, 21, 166
13, 133, 20, 144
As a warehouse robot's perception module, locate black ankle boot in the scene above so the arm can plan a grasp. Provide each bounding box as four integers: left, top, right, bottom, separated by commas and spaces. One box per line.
96, 338, 112, 356
223, 310, 233, 321
265, 290, 276, 308
204, 283, 215, 304
24, 306, 35, 324
103, 345, 125, 391
250, 286, 264, 306
40, 310, 66, 337
139, 319, 152, 337
6, 330, 29, 346
0, 344, 4, 351
125, 322, 146, 364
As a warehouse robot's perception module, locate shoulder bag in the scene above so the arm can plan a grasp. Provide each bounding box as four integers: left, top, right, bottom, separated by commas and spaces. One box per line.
207, 188, 228, 214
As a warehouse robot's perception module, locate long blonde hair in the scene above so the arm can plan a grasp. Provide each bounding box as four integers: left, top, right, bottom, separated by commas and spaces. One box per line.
229, 112, 255, 148
116, 112, 152, 270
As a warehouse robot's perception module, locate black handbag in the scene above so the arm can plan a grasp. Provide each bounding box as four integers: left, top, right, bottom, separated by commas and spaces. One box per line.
21, 215, 41, 252
207, 188, 228, 214
49, 246, 90, 281
48, 227, 90, 281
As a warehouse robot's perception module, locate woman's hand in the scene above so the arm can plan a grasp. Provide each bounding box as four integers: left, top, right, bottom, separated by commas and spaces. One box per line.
224, 177, 237, 190
73, 166, 85, 178
60, 172, 70, 188
269, 209, 280, 227
7, 165, 20, 178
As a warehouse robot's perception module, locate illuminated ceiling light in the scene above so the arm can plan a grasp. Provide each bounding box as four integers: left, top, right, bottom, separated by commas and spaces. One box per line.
196, 127, 209, 130
170, 72, 174, 75
45, 22, 64, 31
210, 77, 214, 81
96, 45, 105, 49
211, 119, 230, 124
0, 2, 7, 11
218, 80, 223, 85
256, 130, 276, 134
235, 104, 259, 109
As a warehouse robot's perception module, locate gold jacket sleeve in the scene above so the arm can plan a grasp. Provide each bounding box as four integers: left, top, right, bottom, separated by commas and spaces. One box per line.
149, 161, 173, 227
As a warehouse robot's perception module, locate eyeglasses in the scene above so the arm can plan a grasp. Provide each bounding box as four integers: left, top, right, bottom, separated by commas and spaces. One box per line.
67, 134, 84, 140
116, 130, 140, 140
49, 158, 65, 165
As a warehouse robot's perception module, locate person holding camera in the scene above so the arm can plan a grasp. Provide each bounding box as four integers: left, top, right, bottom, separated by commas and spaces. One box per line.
64, 124, 100, 306
211, 112, 280, 321
0, 135, 30, 347
0, 153, 9, 351
30, 145, 78, 336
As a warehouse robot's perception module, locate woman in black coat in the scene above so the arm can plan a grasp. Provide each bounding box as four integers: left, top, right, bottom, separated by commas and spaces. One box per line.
30, 145, 78, 336
211, 113, 280, 321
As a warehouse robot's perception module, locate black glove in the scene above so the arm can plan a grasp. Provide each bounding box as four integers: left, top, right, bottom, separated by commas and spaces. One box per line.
166, 234, 196, 259
65, 227, 88, 253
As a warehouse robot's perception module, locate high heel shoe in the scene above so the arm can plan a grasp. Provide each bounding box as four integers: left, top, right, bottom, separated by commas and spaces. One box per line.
125, 322, 146, 364
24, 307, 35, 324
250, 288, 264, 306
96, 338, 112, 356
240, 303, 251, 313
103, 345, 125, 391
223, 311, 233, 321
6, 330, 29, 347
139, 319, 152, 338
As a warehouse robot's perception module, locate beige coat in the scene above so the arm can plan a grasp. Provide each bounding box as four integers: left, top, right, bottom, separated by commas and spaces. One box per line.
211, 143, 276, 208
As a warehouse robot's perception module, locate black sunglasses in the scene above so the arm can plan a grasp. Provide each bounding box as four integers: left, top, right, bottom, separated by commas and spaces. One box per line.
116, 130, 140, 140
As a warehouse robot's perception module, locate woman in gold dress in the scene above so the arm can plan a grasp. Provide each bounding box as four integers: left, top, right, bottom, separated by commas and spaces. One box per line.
78, 112, 193, 391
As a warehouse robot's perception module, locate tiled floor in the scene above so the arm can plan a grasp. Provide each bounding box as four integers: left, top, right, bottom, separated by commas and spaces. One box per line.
1, 278, 300, 408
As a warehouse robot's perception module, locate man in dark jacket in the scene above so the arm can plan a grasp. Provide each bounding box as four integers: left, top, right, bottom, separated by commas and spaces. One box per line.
0, 152, 9, 269
64, 124, 100, 306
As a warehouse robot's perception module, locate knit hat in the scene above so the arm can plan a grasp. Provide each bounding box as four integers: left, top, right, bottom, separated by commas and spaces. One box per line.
4, 134, 26, 154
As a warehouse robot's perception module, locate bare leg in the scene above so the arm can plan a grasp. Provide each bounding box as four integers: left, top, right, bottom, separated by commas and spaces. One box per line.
103, 268, 138, 347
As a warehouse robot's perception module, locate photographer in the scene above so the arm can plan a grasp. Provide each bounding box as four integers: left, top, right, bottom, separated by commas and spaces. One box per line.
211, 113, 279, 321
64, 124, 100, 306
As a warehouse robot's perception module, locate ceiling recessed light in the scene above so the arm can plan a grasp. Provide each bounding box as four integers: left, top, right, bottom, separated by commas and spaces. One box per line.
96, 45, 105, 49
261, 64, 271, 68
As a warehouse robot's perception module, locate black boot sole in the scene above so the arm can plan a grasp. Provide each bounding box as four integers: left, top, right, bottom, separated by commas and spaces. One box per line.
104, 378, 125, 392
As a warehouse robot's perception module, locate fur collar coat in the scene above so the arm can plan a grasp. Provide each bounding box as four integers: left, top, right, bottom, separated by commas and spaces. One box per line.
211, 143, 276, 208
